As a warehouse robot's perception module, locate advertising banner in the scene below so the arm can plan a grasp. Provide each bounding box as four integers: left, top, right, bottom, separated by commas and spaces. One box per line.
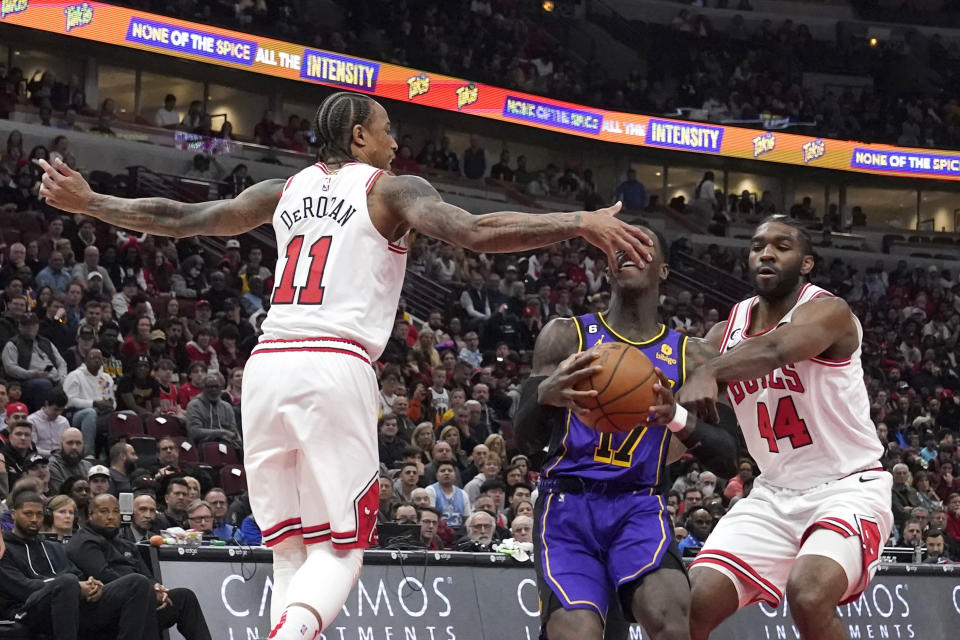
8, 1, 960, 181
157, 549, 960, 640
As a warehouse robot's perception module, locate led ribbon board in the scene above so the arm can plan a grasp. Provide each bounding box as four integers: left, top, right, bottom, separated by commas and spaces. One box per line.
8, 1, 960, 181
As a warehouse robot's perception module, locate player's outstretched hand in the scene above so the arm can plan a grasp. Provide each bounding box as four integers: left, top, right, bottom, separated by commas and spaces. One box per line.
38, 158, 95, 214
577, 201, 654, 273
647, 367, 678, 426
676, 368, 720, 424
538, 349, 602, 414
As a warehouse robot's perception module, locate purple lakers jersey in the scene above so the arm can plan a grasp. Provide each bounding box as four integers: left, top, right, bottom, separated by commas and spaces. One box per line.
542, 313, 687, 489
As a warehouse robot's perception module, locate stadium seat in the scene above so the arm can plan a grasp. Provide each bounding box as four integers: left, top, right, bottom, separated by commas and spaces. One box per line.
145, 415, 187, 439
200, 442, 241, 468
219, 465, 248, 496
129, 435, 157, 467
108, 413, 144, 442
173, 437, 200, 464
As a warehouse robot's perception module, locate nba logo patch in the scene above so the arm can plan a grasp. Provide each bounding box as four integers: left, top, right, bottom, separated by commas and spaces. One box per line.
320, 176, 333, 192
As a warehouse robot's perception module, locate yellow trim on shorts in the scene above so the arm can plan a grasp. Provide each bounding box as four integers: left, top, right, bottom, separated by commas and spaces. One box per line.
543, 318, 584, 477
618, 495, 669, 584
541, 492, 605, 618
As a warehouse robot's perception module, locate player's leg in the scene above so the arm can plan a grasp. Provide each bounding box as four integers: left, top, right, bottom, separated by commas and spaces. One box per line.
545, 604, 605, 640
271, 354, 380, 639
535, 491, 610, 640
606, 495, 689, 640
789, 471, 894, 639
686, 486, 795, 639
687, 566, 740, 640
241, 355, 307, 626
622, 552, 690, 640
787, 531, 858, 640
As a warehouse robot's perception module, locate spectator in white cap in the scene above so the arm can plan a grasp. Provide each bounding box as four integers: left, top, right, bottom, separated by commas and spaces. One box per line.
223, 239, 242, 270
87, 465, 111, 497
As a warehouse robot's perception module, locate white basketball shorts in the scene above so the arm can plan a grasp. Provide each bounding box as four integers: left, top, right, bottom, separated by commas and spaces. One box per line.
242, 337, 381, 549
689, 468, 893, 608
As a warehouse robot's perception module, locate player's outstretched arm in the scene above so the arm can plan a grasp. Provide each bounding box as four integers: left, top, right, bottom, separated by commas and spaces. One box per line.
658, 341, 739, 476
513, 318, 600, 454
375, 173, 654, 270
38, 158, 280, 238
678, 297, 858, 422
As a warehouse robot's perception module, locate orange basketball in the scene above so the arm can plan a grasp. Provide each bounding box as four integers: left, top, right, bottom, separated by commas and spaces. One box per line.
573, 341, 658, 434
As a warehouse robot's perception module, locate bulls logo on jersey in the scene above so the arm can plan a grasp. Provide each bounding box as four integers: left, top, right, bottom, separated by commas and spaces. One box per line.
719, 283, 885, 489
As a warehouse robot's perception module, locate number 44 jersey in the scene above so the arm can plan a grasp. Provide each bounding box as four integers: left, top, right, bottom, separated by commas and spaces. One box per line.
260, 162, 407, 361
719, 283, 884, 490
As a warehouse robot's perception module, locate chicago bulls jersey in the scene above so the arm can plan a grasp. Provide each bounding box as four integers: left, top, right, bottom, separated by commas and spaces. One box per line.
719, 283, 883, 490
259, 162, 407, 360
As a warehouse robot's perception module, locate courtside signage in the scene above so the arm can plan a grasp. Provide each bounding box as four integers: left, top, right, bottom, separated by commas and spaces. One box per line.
10, 1, 960, 181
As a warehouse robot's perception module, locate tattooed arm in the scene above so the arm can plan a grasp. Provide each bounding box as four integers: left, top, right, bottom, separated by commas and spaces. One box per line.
38, 158, 280, 238
373, 173, 654, 269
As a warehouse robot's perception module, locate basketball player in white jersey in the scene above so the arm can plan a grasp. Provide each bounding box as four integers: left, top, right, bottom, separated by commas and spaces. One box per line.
37, 91, 655, 640
677, 216, 892, 640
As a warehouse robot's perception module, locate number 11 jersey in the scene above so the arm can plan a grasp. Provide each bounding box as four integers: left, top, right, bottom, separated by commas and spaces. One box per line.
260, 162, 407, 361
719, 283, 883, 490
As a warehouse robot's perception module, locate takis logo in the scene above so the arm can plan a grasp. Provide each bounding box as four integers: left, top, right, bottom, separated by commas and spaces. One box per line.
802, 138, 826, 164
456, 83, 479, 110
64, 2, 93, 32
0, 0, 27, 19
752, 131, 776, 158
407, 73, 430, 99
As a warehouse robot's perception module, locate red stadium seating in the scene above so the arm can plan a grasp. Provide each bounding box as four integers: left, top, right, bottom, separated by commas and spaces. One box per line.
145, 415, 187, 439
108, 413, 144, 442
173, 436, 200, 464
200, 442, 241, 468
128, 435, 157, 467
219, 465, 248, 496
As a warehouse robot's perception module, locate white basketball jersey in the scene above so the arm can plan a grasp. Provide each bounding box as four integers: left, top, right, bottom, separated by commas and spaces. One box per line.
719, 283, 883, 490
259, 162, 407, 360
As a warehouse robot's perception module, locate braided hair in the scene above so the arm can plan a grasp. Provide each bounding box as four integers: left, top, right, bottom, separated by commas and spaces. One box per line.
313, 91, 374, 164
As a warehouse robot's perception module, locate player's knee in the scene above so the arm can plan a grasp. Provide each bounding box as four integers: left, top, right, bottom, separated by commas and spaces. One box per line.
688, 570, 731, 632
545, 608, 603, 640
643, 612, 690, 640
785, 576, 829, 619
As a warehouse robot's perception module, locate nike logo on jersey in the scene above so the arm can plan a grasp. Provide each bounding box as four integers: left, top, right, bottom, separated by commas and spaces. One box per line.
858, 476, 879, 483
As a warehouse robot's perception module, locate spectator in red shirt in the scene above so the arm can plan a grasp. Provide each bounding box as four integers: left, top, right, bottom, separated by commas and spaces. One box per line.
185, 326, 218, 374
213, 324, 244, 377
937, 462, 960, 501
391, 145, 422, 175
155, 358, 184, 418
178, 362, 206, 409
118, 315, 151, 368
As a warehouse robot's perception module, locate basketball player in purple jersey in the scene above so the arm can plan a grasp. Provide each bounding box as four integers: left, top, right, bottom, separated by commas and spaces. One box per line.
515, 228, 738, 640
